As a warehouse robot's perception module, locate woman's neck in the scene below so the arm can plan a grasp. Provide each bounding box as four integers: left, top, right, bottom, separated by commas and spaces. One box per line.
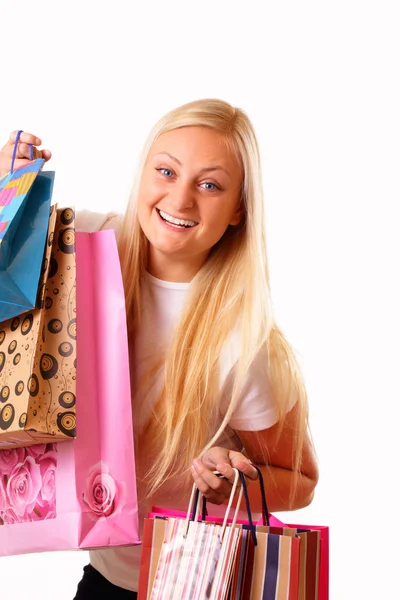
147, 247, 209, 282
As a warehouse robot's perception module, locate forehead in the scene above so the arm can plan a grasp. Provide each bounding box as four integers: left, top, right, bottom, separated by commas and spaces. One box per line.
149, 126, 242, 172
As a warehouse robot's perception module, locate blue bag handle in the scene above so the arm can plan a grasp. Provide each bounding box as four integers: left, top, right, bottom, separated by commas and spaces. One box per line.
11, 129, 34, 173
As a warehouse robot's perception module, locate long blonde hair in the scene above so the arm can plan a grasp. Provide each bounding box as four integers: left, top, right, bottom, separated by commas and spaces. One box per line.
118, 99, 309, 502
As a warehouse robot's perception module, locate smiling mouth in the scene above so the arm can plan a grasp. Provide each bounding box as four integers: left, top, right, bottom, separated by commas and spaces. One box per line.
156, 208, 198, 229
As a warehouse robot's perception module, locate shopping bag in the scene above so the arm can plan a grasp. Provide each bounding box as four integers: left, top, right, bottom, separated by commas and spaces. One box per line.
0, 229, 140, 553
194, 470, 327, 600
138, 470, 244, 600
269, 515, 329, 600
219, 471, 300, 600
230, 522, 300, 600
143, 474, 264, 600
0, 206, 77, 449
232, 468, 326, 600
144, 513, 301, 600
0, 131, 53, 321
147, 467, 327, 600
224, 470, 325, 600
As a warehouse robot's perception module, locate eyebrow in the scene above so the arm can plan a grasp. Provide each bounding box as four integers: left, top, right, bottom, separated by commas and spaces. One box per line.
154, 152, 231, 178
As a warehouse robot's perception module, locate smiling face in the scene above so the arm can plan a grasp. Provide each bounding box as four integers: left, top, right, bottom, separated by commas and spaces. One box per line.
137, 126, 244, 281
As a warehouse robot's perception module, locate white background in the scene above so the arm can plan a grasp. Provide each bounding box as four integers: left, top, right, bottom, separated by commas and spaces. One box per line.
1, 1, 399, 598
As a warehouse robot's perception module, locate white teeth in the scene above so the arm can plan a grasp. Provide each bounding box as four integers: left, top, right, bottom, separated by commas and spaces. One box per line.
159, 209, 196, 228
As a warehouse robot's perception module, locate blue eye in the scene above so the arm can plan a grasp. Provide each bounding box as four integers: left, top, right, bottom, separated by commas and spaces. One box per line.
202, 182, 219, 191
157, 168, 174, 178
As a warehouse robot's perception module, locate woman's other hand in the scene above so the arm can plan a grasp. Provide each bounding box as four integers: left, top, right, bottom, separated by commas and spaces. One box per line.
190, 446, 258, 505
0, 131, 52, 177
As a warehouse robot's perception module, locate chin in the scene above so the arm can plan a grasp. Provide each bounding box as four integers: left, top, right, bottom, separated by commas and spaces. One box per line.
148, 236, 185, 255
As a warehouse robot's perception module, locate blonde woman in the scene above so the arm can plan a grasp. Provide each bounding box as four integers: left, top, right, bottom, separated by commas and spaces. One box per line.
0, 99, 319, 599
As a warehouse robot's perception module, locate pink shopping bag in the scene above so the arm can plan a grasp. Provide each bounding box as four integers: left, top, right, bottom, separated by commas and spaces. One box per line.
0, 229, 140, 555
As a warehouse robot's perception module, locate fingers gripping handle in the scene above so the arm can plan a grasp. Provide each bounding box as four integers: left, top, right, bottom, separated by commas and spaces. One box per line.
189, 466, 271, 547
11, 130, 34, 173
185, 468, 243, 538
194, 466, 271, 528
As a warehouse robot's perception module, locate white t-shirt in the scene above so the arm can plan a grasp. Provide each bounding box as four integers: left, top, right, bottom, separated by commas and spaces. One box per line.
75, 210, 280, 591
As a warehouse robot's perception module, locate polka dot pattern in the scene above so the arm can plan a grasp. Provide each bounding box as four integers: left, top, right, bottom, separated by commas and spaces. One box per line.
0, 208, 77, 447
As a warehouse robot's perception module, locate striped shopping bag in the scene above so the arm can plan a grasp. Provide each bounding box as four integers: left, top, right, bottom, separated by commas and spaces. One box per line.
138, 470, 244, 600
228, 469, 323, 600
268, 515, 329, 600
228, 524, 300, 599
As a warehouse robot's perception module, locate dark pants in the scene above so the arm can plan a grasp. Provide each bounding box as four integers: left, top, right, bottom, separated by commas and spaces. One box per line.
73, 564, 137, 599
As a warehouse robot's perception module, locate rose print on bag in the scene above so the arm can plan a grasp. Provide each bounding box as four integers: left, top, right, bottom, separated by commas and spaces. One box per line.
82, 462, 125, 519
0, 475, 7, 514
25, 444, 48, 458
1, 506, 23, 525
6, 455, 42, 518
0, 443, 57, 526
34, 447, 57, 515
0, 448, 25, 476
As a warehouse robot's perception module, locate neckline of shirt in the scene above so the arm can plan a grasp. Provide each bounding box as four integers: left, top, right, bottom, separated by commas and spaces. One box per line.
145, 271, 191, 291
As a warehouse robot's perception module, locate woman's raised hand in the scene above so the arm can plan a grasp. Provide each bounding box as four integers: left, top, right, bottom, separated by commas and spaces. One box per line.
0, 131, 52, 177
191, 446, 258, 505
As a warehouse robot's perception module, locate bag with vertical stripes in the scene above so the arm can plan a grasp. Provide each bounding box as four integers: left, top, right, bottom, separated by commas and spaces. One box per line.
229, 466, 327, 599
141, 466, 328, 599
267, 514, 329, 600
139, 469, 245, 600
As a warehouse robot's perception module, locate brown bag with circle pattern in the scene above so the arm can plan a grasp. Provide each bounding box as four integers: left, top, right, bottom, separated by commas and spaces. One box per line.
0, 206, 76, 449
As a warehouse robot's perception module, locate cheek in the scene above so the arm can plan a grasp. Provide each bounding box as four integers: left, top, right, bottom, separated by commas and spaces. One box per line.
199, 217, 231, 250
136, 184, 160, 242
202, 201, 236, 229
136, 185, 158, 230
138, 175, 165, 208
136, 203, 152, 241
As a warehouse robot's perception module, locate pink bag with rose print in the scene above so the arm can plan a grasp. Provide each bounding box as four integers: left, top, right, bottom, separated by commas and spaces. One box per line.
0, 229, 140, 555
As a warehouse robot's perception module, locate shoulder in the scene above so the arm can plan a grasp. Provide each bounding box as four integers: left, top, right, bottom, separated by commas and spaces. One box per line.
74, 210, 123, 236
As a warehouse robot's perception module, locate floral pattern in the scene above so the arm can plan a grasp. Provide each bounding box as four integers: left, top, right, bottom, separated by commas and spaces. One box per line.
82, 462, 125, 519
0, 444, 57, 525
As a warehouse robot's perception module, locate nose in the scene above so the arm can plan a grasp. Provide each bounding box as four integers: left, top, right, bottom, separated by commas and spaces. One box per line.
169, 181, 195, 212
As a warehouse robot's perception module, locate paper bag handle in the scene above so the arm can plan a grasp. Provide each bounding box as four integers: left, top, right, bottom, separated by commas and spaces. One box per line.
184, 468, 243, 539
197, 464, 270, 528
192, 469, 263, 546
11, 130, 34, 173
